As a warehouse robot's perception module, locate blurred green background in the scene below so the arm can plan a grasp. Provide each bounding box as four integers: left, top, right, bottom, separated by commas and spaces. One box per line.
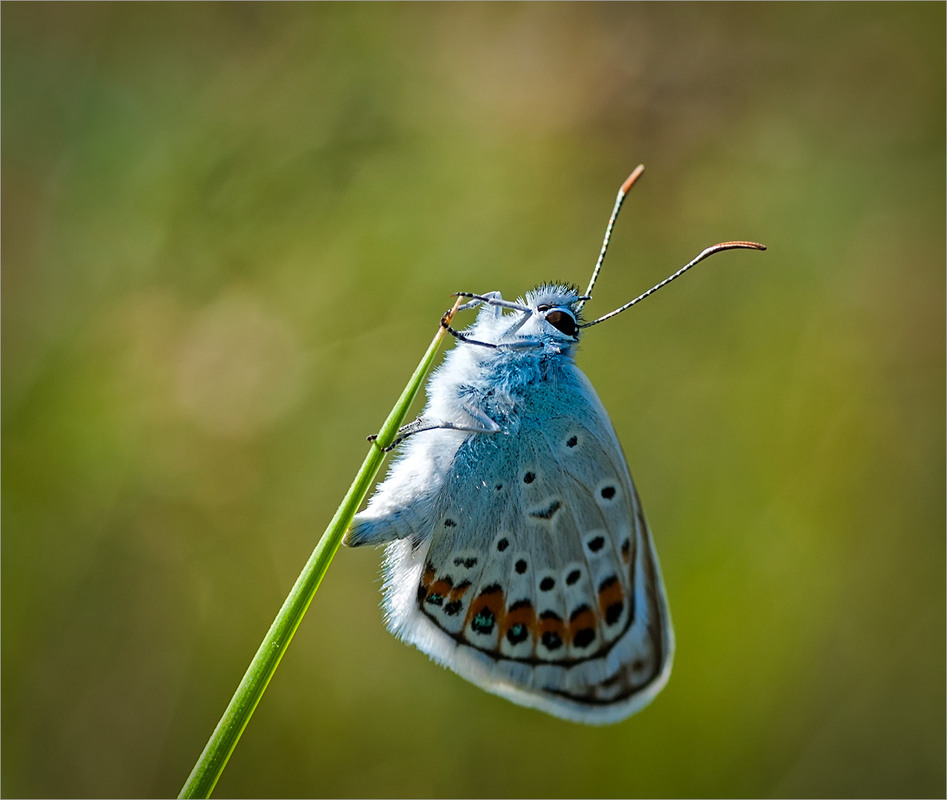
3, 3, 944, 798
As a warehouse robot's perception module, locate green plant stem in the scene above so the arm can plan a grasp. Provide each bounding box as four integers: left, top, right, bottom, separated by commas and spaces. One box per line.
178, 299, 462, 799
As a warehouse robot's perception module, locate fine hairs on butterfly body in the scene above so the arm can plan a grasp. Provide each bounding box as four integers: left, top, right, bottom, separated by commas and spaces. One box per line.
346, 166, 765, 724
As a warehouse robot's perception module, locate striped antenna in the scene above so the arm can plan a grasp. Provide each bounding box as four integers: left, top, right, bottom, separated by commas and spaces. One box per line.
578, 240, 766, 329
576, 165, 645, 311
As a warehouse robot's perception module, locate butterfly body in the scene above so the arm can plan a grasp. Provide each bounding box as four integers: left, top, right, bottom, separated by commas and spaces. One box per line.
347, 284, 674, 724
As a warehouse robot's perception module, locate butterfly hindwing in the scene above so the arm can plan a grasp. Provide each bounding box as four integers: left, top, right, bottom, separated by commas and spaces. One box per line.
353, 360, 673, 724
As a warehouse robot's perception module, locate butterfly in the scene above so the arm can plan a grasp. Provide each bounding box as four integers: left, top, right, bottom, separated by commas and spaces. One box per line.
345, 166, 764, 724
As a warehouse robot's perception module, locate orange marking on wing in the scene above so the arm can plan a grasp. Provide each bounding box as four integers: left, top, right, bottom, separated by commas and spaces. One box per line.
537, 613, 566, 639
597, 576, 625, 621
500, 600, 536, 644
448, 580, 472, 604
568, 607, 597, 640
428, 578, 453, 598
465, 586, 506, 633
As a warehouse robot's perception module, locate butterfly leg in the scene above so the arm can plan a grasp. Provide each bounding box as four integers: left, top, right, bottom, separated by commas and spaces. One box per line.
366, 417, 437, 450
441, 291, 544, 349
441, 307, 542, 350
440, 319, 499, 349
368, 405, 501, 451
453, 291, 532, 314
440, 293, 502, 349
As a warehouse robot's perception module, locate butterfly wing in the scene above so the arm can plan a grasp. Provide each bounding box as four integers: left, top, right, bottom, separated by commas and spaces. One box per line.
351, 363, 673, 724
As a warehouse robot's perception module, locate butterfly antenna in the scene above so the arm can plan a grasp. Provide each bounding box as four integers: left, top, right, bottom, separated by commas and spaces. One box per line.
578, 241, 766, 329
576, 165, 645, 312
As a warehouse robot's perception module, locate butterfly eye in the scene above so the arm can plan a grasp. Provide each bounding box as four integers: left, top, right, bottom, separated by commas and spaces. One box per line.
544, 309, 578, 337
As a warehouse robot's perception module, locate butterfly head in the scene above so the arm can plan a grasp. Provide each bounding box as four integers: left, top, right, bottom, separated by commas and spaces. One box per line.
513, 283, 585, 346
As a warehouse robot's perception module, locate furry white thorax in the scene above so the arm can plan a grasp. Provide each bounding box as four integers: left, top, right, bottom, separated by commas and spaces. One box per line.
426, 284, 583, 425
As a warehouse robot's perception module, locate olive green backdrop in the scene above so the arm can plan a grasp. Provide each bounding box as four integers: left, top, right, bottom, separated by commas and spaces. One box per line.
3, 3, 944, 798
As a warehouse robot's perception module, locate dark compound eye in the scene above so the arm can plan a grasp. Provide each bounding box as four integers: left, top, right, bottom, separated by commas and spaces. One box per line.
544, 309, 578, 337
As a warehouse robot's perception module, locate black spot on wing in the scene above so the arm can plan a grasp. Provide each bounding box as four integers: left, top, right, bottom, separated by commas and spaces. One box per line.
506, 624, 529, 644
530, 500, 562, 520
541, 631, 563, 650
471, 609, 495, 634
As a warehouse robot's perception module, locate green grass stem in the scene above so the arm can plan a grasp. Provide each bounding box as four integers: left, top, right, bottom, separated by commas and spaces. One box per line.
178, 299, 463, 799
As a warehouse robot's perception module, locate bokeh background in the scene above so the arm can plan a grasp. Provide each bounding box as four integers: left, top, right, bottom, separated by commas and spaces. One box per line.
3, 3, 944, 798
